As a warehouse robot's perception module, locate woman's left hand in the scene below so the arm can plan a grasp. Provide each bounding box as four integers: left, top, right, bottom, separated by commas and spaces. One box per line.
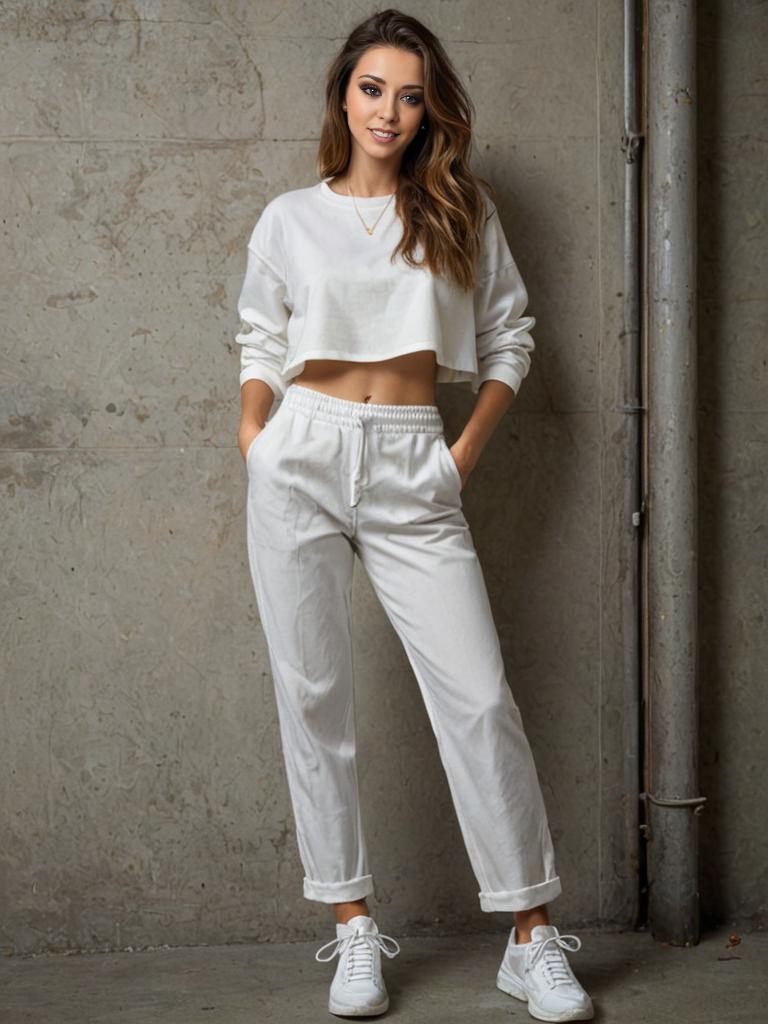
447, 381, 513, 491
448, 441, 476, 490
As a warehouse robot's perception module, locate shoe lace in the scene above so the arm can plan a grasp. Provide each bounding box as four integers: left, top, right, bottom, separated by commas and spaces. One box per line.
528, 933, 582, 987
315, 929, 401, 981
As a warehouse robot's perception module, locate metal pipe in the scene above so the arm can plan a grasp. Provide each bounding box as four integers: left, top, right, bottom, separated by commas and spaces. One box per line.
620, 0, 644, 930
644, 0, 704, 945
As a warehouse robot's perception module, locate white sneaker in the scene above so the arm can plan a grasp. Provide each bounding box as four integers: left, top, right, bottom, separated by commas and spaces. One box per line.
496, 923, 594, 1022
314, 914, 401, 1017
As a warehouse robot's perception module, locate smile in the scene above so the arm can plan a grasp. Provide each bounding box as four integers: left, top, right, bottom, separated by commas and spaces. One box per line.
369, 128, 399, 141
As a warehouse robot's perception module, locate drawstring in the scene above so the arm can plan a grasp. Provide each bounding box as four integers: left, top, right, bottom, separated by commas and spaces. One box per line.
279, 384, 447, 509
349, 417, 367, 507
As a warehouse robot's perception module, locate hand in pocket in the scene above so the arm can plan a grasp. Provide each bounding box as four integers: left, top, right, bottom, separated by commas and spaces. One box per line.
238, 422, 264, 462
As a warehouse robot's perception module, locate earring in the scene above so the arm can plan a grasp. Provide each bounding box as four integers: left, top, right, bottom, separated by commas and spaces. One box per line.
420, 122, 427, 130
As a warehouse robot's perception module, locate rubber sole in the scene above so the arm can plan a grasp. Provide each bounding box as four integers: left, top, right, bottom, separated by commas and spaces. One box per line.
328, 994, 390, 1017
496, 966, 594, 1022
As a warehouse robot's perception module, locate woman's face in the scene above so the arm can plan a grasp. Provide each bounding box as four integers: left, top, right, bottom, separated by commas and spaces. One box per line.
342, 45, 425, 165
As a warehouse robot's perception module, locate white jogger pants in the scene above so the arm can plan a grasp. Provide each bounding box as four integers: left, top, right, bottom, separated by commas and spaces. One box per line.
244, 382, 562, 913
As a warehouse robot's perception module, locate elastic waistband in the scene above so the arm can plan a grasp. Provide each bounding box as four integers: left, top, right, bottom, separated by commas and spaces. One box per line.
283, 383, 444, 433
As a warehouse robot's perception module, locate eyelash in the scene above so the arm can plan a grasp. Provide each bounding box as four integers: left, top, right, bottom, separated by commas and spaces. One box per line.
360, 84, 422, 106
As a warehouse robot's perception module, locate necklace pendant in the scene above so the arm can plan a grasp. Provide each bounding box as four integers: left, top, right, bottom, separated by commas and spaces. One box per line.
345, 180, 396, 236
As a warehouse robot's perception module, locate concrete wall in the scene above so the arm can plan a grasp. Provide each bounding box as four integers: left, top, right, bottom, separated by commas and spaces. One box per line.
697, 1, 768, 931
4, 0, 757, 956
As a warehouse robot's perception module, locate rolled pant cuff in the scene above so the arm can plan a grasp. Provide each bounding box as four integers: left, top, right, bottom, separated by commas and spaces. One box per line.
478, 875, 563, 912
303, 873, 375, 903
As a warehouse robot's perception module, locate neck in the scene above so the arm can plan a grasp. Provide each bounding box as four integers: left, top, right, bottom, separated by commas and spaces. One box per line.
334, 166, 400, 197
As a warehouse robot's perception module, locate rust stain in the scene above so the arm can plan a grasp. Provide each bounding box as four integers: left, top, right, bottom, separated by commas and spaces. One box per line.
45, 288, 98, 308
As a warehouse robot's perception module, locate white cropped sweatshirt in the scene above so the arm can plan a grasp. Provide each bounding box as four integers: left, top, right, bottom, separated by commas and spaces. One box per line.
235, 178, 535, 401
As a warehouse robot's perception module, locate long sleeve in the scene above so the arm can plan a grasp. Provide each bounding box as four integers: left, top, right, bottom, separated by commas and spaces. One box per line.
471, 200, 536, 396
235, 202, 292, 400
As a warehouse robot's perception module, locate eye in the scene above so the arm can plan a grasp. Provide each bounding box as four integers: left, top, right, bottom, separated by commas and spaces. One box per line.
359, 84, 423, 106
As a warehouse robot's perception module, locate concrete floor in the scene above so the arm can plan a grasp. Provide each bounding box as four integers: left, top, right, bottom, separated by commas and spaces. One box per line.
0, 924, 764, 1023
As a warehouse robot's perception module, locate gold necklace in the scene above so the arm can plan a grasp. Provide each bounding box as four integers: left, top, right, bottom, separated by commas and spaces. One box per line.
346, 180, 395, 235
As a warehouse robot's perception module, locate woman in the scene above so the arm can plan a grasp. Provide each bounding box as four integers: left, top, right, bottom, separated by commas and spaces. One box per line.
235, 9, 594, 1021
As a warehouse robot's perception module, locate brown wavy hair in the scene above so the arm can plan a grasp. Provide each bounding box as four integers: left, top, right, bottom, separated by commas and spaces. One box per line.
316, 7, 495, 291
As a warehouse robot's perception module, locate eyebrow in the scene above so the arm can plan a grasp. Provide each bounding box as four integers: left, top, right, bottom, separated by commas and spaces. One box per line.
357, 74, 424, 90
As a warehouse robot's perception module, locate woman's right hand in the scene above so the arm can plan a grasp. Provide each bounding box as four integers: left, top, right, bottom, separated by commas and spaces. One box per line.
239, 380, 276, 461
238, 420, 264, 462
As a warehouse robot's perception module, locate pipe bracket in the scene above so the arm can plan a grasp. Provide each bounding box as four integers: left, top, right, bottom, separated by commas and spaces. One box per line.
640, 791, 707, 815
621, 130, 644, 163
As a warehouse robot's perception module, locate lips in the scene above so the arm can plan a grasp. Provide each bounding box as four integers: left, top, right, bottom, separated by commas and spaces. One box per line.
369, 128, 399, 139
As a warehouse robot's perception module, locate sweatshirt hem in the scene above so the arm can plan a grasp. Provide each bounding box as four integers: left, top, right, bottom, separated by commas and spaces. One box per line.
282, 345, 478, 380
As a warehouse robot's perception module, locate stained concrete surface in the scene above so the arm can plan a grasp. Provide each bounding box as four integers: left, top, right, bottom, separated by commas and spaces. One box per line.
1, 924, 765, 1023
1, 0, 636, 952
2, 0, 766, 958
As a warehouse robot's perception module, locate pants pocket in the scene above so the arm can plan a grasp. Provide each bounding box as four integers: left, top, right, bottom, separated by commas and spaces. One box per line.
245, 404, 300, 550
245, 402, 287, 472
437, 435, 463, 496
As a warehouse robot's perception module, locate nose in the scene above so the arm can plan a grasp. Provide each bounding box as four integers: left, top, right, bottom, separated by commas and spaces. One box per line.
378, 94, 399, 124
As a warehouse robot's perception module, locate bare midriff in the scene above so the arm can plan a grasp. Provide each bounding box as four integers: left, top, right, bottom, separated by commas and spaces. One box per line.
292, 350, 439, 406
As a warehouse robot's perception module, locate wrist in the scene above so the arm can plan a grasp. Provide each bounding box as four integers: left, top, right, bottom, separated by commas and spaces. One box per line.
455, 433, 482, 465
